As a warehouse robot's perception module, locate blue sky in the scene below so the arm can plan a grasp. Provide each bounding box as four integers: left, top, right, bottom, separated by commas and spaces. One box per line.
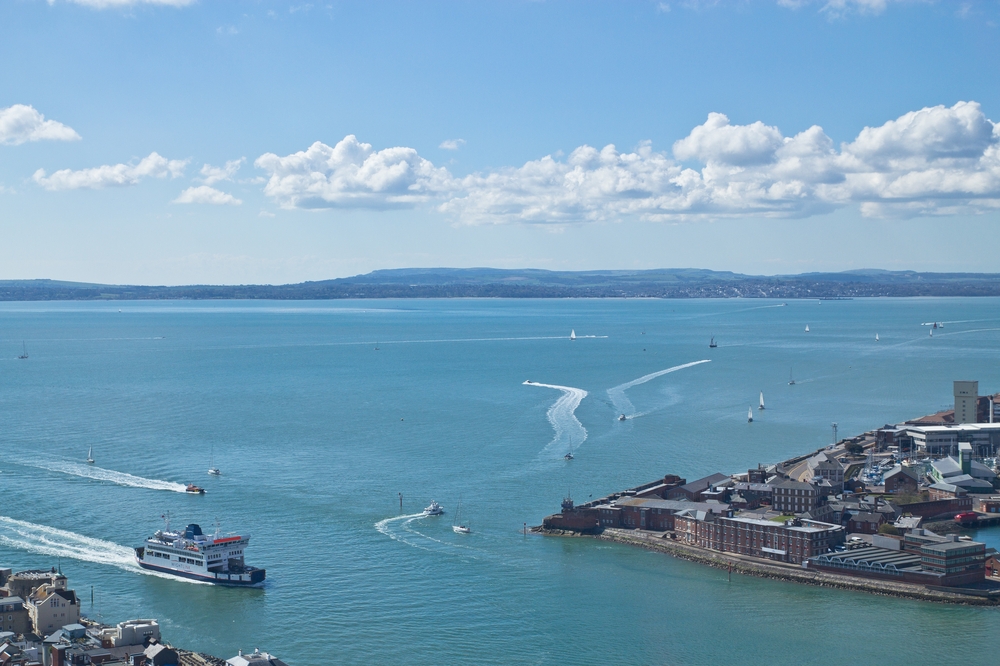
1, 0, 999, 285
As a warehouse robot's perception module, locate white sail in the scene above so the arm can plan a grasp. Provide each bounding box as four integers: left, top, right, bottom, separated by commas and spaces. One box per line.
805, 325, 810, 332
570, 329, 576, 340
875, 333, 879, 341
759, 391, 765, 410
747, 407, 753, 423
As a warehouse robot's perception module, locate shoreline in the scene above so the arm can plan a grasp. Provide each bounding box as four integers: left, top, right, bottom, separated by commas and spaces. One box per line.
539, 527, 1000, 606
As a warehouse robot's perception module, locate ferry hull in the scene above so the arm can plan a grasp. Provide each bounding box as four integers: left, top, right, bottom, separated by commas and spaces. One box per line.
135, 554, 265, 587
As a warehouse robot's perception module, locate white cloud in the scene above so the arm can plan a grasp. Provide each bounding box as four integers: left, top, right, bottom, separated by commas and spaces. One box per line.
200, 158, 244, 185
254, 135, 453, 210
33, 152, 188, 190
439, 139, 466, 150
52, 0, 196, 8
173, 185, 242, 205
257, 102, 1000, 223
441, 101, 1000, 223
0, 105, 80, 145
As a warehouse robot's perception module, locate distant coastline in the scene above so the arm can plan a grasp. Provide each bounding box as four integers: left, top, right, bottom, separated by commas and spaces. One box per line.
6, 267, 1000, 300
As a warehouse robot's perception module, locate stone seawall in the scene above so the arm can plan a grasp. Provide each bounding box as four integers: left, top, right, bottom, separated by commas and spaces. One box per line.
542, 528, 1000, 606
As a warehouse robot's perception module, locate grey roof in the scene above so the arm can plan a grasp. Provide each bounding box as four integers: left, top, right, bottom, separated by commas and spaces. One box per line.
885, 465, 919, 481
923, 540, 985, 553
616, 497, 730, 514
929, 482, 964, 494
675, 473, 730, 495
771, 478, 816, 491
850, 512, 884, 524
946, 475, 994, 491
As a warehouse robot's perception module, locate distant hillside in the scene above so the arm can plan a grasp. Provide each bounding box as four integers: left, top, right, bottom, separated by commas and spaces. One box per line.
4, 268, 1000, 300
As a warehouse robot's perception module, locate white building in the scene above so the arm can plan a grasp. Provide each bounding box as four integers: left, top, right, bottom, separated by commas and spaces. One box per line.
901, 423, 1000, 457
955, 380, 979, 424
98, 619, 160, 647
228, 648, 289, 666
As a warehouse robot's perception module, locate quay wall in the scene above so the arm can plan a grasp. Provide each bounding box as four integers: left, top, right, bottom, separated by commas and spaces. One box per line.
568, 529, 1000, 606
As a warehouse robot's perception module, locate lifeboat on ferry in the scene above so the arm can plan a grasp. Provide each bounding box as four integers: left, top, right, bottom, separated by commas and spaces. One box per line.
185, 484, 206, 494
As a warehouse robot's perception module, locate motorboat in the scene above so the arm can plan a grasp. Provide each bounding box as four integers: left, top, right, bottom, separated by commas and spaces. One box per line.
618, 414, 626, 421
185, 484, 206, 495
423, 500, 444, 516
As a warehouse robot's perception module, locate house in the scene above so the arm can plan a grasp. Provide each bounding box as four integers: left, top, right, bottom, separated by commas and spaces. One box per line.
805, 453, 845, 491
144, 642, 179, 666
883, 465, 920, 494
25, 584, 79, 636
0, 598, 29, 636
771, 478, 821, 514
848, 512, 885, 534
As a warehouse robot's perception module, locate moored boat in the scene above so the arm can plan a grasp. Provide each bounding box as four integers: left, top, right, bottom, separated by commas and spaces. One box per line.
134, 520, 264, 586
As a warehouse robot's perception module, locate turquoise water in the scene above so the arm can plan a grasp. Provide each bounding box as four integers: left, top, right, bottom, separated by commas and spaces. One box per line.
2, 298, 1000, 664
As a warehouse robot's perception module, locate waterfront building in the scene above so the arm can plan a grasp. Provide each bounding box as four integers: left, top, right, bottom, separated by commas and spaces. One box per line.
896, 423, 1000, 457
1, 569, 68, 602
955, 381, 979, 424
674, 513, 844, 564
25, 584, 79, 637
810, 536, 986, 587
665, 473, 730, 502
770, 478, 821, 514
96, 619, 161, 647
0, 597, 29, 637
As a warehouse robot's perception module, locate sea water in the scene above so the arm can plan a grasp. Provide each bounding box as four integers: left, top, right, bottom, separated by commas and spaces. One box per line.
2, 298, 1000, 665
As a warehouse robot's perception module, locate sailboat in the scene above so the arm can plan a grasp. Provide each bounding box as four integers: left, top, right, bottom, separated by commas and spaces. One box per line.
747, 407, 754, 423
759, 391, 765, 410
86, 446, 95, 464
208, 445, 221, 476
875, 333, 879, 342
788, 368, 796, 386
17, 342, 28, 360
452, 497, 471, 534
805, 325, 810, 333
929, 328, 933, 337
709, 336, 717, 348
374, 342, 380, 351
570, 330, 576, 341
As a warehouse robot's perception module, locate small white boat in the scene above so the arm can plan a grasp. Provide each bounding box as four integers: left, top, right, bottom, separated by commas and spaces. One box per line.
805, 325, 810, 333
759, 391, 765, 410
423, 500, 444, 516
452, 497, 470, 534
618, 414, 626, 421
208, 445, 221, 476
747, 407, 753, 423
570, 330, 576, 341
86, 446, 95, 465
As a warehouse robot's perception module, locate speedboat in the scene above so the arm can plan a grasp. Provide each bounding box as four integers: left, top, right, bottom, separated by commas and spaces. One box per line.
618, 414, 626, 421
185, 484, 206, 494
423, 500, 443, 516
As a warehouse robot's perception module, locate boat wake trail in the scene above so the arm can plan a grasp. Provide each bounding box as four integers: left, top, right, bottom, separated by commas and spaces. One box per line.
18, 459, 188, 493
0, 516, 210, 584
523, 381, 588, 458
374, 514, 482, 557
607, 360, 711, 419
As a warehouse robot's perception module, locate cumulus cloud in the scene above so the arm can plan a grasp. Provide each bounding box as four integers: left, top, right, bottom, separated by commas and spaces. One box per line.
33, 152, 187, 190
173, 185, 242, 205
200, 158, 244, 185
439, 139, 466, 150
441, 101, 1000, 223
257, 101, 1000, 223
52, 0, 196, 8
254, 135, 453, 209
0, 105, 80, 145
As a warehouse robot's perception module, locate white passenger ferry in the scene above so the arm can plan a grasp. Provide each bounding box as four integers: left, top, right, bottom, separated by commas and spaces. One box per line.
135, 519, 265, 586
